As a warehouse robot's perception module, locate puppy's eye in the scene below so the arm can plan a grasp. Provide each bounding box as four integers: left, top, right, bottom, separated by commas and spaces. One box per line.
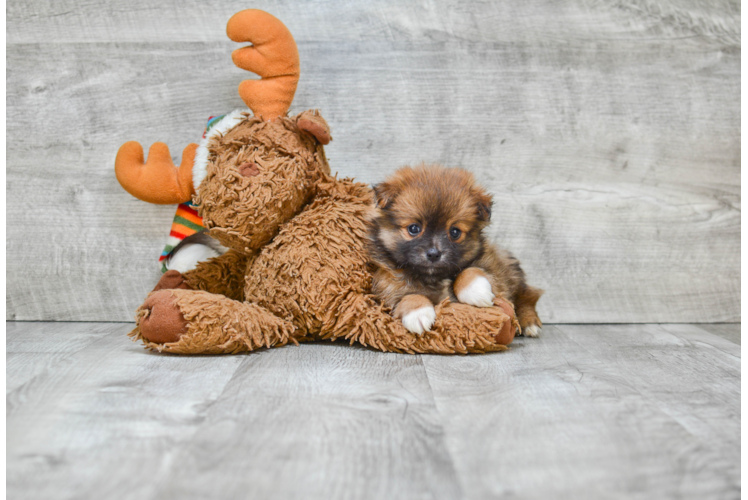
407, 224, 421, 236
449, 227, 462, 240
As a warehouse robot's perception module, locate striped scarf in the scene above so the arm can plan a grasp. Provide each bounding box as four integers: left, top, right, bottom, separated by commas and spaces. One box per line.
158, 114, 226, 272
159, 201, 205, 272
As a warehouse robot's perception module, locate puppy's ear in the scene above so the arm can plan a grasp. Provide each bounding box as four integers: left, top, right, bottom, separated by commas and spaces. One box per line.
475, 190, 493, 221
373, 181, 399, 209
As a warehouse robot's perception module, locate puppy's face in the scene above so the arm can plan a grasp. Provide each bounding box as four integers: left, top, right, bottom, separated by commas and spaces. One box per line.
371, 165, 492, 280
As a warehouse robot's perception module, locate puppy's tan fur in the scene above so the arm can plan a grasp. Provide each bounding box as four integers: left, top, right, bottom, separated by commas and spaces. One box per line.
368, 164, 543, 335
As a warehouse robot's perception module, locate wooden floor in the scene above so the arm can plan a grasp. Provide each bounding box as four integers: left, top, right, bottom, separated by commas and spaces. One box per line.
7, 322, 740, 500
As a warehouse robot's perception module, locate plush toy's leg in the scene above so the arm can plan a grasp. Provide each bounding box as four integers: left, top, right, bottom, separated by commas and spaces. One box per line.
488, 297, 520, 344
329, 293, 516, 354
130, 289, 297, 354
152, 249, 250, 301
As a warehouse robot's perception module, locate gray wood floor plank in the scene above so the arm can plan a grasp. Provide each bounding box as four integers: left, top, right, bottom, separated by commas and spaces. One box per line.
737, 354, 748, 498
658, 323, 740, 356
6, 322, 124, 392
421, 324, 740, 500
6, 322, 741, 499
694, 323, 741, 345
7, 34, 740, 322
148, 343, 460, 500
7, 323, 246, 500
557, 324, 739, 458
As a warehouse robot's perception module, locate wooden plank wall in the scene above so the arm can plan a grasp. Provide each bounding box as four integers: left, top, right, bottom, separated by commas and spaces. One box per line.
7, 0, 740, 322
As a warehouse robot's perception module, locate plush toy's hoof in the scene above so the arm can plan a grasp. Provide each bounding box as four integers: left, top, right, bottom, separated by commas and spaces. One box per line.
493, 298, 518, 345
139, 290, 188, 344
153, 270, 192, 292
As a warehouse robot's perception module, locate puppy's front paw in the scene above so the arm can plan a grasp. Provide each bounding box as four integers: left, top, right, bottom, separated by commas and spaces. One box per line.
522, 323, 542, 337
401, 306, 436, 335
456, 275, 495, 308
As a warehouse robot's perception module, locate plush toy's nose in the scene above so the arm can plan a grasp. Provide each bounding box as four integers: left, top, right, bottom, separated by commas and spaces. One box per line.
239, 162, 260, 177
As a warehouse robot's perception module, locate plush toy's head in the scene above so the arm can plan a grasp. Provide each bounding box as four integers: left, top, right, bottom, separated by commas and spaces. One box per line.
194, 110, 332, 254
115, 9, 334, 254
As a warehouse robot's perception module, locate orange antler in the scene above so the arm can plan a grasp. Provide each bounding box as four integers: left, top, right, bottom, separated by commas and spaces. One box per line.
227, 9, 300, 120
115, 141, 197, 204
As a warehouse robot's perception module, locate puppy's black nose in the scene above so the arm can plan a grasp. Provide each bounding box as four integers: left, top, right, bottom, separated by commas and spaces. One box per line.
426, 248, 442, 262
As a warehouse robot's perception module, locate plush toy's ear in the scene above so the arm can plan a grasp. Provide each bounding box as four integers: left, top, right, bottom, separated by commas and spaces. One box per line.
373, 181, 399, 209
475, 189, 493, 221
297, 110, 331, 145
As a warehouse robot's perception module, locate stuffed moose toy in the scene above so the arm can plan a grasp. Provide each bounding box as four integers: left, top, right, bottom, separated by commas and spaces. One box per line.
115, 9, 518, 354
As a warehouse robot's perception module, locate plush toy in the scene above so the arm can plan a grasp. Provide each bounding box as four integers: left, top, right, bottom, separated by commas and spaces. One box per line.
115, 9, 518, 354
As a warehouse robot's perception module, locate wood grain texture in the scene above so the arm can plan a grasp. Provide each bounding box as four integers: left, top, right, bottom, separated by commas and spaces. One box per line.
737, 344, 748, 496
739, 170, 748, 318
6, 321, 740, 499
6, 0, 740, 322
147, 345, 460, 500
695, 323, 741, 345
7, 322, 122, 392
7, 323, 246, 500
422, 324, 740, 499
7, 0, 741, 44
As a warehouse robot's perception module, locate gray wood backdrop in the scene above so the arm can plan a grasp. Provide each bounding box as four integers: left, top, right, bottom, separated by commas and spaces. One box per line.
7, 0, 740, 323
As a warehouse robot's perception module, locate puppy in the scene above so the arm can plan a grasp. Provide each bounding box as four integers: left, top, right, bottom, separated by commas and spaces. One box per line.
367, 164, 543, 336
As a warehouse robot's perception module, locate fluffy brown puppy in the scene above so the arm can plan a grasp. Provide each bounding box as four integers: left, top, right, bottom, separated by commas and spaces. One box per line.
368, 164, 544, 336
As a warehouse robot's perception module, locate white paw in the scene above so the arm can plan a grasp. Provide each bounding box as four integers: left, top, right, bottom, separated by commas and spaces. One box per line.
524, 324, 541, 337
456, 276, 495, 308
401, 306, 436, 335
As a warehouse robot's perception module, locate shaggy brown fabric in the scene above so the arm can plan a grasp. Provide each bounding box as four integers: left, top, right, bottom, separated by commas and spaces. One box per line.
129, 110, 514, 355
183, 250, 249, 302
132, 289, 296, 354
194, 114, 329, 254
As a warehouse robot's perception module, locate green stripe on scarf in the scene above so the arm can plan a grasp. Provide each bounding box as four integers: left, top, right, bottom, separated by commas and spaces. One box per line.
174, 215, 204, 232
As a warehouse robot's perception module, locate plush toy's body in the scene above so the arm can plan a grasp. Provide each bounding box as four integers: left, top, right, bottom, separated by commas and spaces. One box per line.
116, 10, 517, 355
